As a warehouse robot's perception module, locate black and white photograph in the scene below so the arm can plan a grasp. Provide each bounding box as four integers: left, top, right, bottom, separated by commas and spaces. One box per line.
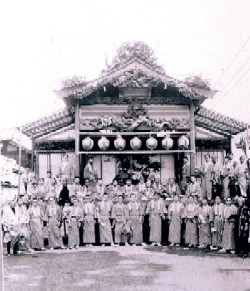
1, 1, 250, 290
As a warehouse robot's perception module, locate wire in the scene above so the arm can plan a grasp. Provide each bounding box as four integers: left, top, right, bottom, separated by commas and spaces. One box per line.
211, 66, 250, 108
208, 58, 250, 108
213, 35, 250, 87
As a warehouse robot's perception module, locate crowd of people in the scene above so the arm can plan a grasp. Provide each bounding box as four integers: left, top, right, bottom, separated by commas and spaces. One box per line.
1, 153, 250, 258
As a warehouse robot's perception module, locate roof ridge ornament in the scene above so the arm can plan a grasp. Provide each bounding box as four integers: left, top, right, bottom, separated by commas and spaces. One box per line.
102, 41, 166, 76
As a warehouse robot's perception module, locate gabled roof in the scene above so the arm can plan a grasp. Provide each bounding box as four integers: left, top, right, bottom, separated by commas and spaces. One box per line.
56, 42, 216, 101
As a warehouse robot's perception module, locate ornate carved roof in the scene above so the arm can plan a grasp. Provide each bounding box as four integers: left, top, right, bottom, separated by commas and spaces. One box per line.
56, 42, 216, 101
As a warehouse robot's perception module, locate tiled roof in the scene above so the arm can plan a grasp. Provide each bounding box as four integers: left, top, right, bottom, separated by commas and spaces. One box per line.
21, 108, 74, 138
195, 106, 249, 136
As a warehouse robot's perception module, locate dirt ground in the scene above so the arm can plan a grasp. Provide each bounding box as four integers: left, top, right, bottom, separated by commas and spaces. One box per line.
3, 246, 250, 291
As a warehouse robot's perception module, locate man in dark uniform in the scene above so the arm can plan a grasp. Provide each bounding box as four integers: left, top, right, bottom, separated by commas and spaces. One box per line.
236, 198, 250, 257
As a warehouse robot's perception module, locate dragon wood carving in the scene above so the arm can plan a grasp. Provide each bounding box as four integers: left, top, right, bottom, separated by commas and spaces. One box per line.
80, 103, 190, 132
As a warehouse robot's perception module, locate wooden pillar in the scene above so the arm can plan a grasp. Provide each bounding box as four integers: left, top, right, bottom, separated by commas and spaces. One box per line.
31, 137, 35, 172
75, 101, 80, 176
189, 100, 196, 175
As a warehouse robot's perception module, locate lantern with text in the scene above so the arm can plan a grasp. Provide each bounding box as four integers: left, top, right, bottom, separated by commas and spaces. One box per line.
162, 135, 174, 150
146, 136, 158, 150
130, 136, 142, 150
82, 136, 94, 151
177, 135, 189, 149
114, 134, 126, 150
98, 136, 110, 151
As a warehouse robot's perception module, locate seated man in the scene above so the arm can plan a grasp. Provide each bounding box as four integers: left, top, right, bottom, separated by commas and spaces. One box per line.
153, 177, 162, 194
69, 176, 83, 200
186, 175, 202, 198
108, 179, 122, 199
144, 180, 154, 199
37, 178, 47, 201
44, 171, 53, 193
123, 179, 135, 196
166, 178, 181, 197
94, 179, 106, 201
136, 176, 146, 197
82, 179, 94, 199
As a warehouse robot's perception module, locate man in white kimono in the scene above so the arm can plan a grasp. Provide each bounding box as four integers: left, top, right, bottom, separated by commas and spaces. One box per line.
83, 156, 98, 187
2, 200, 21, 255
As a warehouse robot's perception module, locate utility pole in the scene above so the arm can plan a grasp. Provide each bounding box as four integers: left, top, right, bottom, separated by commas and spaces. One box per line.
0, 141, 5, 291
17, 127, 22, 197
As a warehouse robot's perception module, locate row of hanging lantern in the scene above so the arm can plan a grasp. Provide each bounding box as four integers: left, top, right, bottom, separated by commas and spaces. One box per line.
82, 134, 189, 151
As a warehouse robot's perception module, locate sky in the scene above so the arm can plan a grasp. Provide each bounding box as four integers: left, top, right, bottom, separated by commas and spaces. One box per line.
1, 0, 250, 129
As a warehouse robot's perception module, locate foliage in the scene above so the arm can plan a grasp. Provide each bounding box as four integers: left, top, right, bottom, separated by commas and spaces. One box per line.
184, 75, 211, 90
61, 75, 87, 89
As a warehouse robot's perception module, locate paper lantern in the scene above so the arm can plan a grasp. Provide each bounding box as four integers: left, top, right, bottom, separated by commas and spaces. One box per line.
162, 135, 173, 150
146, 136, 158, 150
177, 135, 189, 149
82, 136, 94, 151
130, 136, 142, 150
98, 136, 110, 151
114, 135, 126, 150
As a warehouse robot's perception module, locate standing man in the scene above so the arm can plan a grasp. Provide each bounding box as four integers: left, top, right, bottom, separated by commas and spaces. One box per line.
127, 193, 143, 245
168, 195, 184, 247
146, 192, 166, 246
83, 156, 98, 187
198, 198, 213, 249
236, 198, 250, 257
201, 154, 214, 201
219, 197, 238, 254
181, 156, 191, 194
211, 157, 222, 200
96, 193, 113, 246
221, 157, 234, 200
211, 196, 225, 250
67, 197, 82, 249
82, 194, 96, 246
1, 200, 21, 255
111, 195, 129, 245
58, 154, 74, 184
29, 198, 45, 251
235, 156, 248, 197
44, 197, 65, 250
57, 178, 70, 207
20, 165, 32, 195
183, 195, 199, 249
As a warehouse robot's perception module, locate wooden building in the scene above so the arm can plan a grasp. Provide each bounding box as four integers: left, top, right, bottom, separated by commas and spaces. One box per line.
21, 42, 249, 185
